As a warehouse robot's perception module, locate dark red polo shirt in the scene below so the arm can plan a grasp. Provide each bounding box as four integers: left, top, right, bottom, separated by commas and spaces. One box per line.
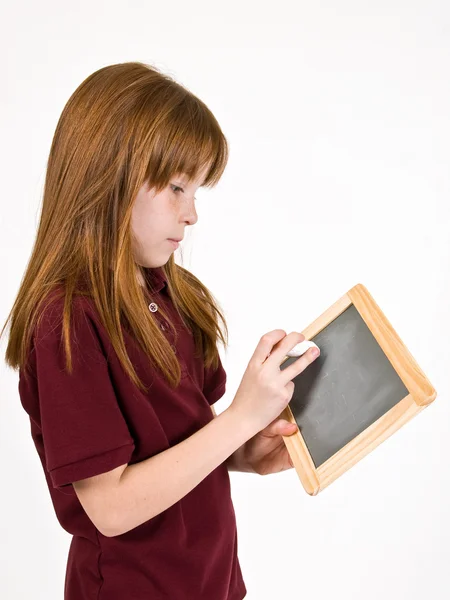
18, 266, 247, 600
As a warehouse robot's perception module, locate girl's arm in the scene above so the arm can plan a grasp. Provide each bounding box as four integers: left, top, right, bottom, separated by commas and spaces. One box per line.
73, 405, 252, 537
211, 405, 254, 473
73, 331, 316, 537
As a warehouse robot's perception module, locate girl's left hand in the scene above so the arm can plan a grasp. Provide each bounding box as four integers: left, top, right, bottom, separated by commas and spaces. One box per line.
241, 418, 298, 475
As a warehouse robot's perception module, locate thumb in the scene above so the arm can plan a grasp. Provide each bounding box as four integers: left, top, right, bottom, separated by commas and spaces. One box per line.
268, 419, 298, 436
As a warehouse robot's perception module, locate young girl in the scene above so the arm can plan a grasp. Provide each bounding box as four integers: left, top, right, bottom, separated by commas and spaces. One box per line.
2, 61, 319, 600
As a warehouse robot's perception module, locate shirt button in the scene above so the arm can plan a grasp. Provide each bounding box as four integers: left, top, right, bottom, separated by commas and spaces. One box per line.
171, 344, 177, 354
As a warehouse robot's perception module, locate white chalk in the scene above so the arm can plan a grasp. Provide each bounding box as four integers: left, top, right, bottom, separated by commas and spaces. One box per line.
286, 340, 320, 358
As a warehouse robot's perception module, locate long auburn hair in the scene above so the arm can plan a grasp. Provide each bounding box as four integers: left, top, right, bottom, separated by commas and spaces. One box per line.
1, 61, 229, 392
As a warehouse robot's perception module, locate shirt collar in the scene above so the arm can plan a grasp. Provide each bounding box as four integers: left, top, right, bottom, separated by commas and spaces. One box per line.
76, 266, 168, 294
143, 266, 168, 294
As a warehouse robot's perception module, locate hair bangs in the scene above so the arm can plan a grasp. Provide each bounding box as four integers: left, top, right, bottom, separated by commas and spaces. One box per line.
145, 92, 228, 193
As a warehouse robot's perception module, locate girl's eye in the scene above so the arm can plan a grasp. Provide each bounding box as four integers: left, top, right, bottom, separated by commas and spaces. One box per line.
170, 184, 184, 194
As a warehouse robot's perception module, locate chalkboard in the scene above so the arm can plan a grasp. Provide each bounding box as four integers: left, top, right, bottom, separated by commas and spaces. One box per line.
280, 304, 409, 467
279, 283, 436, 494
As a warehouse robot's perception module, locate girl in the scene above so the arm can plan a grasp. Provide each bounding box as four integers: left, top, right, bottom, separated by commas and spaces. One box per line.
2, 62, 319, 600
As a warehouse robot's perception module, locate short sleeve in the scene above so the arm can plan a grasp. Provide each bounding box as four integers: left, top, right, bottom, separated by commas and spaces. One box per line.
33, 297, 135, 492
203, 352, 227, 405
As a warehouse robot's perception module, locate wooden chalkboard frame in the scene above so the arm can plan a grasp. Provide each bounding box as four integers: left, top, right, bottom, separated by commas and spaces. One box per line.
280, 283, 437, 495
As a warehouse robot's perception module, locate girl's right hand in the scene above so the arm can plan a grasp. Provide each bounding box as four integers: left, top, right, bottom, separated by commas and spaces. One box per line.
230, 330, 320, 436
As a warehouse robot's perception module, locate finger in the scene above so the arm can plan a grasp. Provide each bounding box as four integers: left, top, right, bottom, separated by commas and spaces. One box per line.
279, 346, 320, 385
264, 331, 306, 367
251, 330, 288, 364
270, 332, 306, 360
265, 418, 298, 437
283, 422, 298, 436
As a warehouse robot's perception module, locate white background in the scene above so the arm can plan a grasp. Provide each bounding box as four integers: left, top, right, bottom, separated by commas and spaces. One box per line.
1, 1, 449, 598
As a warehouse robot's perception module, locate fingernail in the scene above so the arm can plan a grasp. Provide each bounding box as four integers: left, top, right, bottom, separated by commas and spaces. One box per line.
311, 348, 319, 357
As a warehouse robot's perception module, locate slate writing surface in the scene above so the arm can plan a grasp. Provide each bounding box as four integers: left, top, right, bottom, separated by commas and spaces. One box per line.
281, 304, 409, 467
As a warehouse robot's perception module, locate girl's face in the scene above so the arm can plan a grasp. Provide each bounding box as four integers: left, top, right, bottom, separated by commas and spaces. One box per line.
131, 166, 209, 273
